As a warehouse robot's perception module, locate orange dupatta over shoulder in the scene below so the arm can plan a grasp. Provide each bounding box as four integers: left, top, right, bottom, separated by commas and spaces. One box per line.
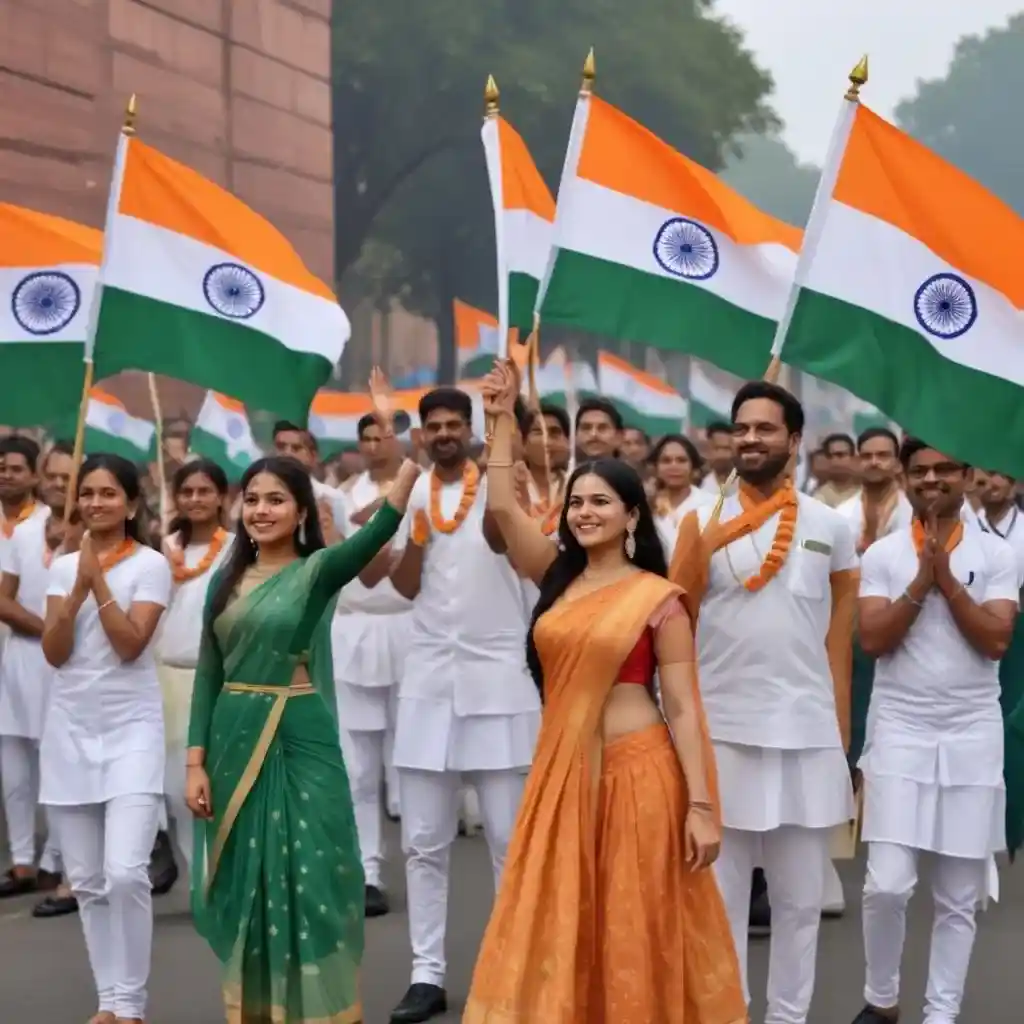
463, 572, 742, 1024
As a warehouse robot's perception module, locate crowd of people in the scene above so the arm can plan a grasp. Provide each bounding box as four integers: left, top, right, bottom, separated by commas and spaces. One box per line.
0, 365, 1020, 1024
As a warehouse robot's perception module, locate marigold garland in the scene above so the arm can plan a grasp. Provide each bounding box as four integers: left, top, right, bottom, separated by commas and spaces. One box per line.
737, 482, 798, 593
429, 461, 480, 535
911, 518, 963, 555
1, 502, 37, 539
410, 509, 431, 546
97, 537, 138, 573
532, 501, 561, 537
167, 528, 229, 583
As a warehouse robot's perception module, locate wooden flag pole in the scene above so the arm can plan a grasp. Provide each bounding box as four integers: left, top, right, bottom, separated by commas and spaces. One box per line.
65, 93, 138, 525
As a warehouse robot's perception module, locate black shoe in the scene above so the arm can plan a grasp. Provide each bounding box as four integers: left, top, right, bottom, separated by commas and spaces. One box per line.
365, 884, 390, 918
749, 869, 771, 937
390, 983, 448, 1022
32, 892, 79, 918
851, 1006, 898, 1023
0, 868, 40, 899
149, 830, 179, 896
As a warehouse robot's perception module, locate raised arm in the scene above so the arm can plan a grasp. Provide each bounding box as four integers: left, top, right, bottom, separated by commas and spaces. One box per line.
305, 460, 420, 619
482, 364, 557, 585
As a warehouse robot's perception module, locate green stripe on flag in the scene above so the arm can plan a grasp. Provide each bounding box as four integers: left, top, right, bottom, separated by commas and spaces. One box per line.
541, 250, 774, 379
92, 287, 333, 425
509, 272, 540, 332
786, 288, 1024, 477
0, 344, 86, 428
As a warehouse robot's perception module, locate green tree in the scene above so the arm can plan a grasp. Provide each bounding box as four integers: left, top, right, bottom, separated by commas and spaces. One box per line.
332, 1, 778, 381
722, 132, 820, 227
895, 14, 1024, 214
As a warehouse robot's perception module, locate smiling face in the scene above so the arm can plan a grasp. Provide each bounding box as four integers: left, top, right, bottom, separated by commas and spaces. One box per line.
0, 451, 37, 505
241, 471, 302, 548
565, 471, 635, 551
78, 468, 135, 534
655, 440, 695, 491
732, 397, 797, 487
422, 407, 470, 470
175, 470, 223, 526
904, 447, 967, 519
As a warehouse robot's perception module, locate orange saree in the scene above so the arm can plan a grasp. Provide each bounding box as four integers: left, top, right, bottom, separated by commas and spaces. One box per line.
463, 572, 746, 1024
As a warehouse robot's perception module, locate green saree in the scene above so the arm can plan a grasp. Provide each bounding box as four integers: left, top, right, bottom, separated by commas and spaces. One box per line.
188, 503, 402, 1023
1000, 613, 1024, 859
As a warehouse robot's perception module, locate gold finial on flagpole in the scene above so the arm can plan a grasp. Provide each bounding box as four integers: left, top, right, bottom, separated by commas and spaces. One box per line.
123, 94, 138, 136
581, 48, 596, 95
845, 55, 869, 102
484, 75, 500, 118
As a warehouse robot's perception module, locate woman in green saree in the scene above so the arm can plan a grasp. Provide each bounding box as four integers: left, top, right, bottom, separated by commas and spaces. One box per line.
185, 452, 420, 1023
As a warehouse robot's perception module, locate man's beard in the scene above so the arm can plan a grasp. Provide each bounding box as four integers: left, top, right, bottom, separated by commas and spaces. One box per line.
735, 449, 791, 487
429, 443, 465, 469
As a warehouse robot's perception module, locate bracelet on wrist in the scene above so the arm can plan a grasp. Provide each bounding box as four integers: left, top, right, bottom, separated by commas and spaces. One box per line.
902, 588, 924, 607
487, 460, 514, 468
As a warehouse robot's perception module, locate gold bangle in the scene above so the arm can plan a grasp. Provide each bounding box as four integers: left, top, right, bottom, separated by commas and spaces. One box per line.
97, 598, 116, 612
487, 460, 514, 468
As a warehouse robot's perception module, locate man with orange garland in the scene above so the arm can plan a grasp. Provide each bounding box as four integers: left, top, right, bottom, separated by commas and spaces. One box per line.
671, 381, 858, 1024
387, 387, 540, 1023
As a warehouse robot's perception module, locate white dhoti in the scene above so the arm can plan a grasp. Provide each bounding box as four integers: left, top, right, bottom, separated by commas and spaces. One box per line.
157, 662, 195, 871
50, 793, 161, 1020
713, 742, 854, 1024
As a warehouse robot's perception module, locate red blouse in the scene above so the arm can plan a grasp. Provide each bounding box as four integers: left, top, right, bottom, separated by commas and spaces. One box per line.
616, 597, 686, 685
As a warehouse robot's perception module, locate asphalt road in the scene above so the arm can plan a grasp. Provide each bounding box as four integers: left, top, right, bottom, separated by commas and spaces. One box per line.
1, 824, 1021, 1022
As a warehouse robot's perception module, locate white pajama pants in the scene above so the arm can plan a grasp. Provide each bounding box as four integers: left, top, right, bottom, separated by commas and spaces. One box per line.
341, 728, 388, 889
399, 767, 525, 987
862, 841, 987, 1024
0, 735, 61, 872
714, 824, 831, 1024
50, 794, 161, 1020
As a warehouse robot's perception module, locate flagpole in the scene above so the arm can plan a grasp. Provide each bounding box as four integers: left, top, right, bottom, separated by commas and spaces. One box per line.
147, 372, 169, 531
708, 57, 869, 524
66, 93, 137, 525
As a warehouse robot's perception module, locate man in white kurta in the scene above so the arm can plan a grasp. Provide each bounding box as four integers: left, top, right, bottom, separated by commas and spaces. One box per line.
333, 415, 411, 919
853, 441, 1019, 1024
672, 382, 857, 1024
388, 388, 540, 1023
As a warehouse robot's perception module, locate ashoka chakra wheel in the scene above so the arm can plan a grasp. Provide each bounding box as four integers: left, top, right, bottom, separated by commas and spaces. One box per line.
913, 273, 977, 339
652, 217, 720, 281
203, 263, 265, 320
11, 271, 82, 335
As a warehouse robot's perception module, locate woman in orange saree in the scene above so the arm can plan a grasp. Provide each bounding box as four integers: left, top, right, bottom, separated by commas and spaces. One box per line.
463, 365, 745, 1024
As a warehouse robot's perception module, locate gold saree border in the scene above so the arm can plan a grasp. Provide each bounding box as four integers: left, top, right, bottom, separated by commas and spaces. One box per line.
224, 982, 363, 1023
207, 685, 291, 893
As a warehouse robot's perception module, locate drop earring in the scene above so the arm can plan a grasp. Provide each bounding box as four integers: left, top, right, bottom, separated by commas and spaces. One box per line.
298, 519, 307, 545
625, 523, 636, 560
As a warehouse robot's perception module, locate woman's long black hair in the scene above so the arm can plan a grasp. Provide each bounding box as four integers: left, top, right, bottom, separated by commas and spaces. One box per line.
77, 453, 145, 544
525, 458, 667, 696
167, 458, 229, 546
207, 456, 325, 622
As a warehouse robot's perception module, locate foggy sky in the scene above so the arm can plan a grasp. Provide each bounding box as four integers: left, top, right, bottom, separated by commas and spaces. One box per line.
715, 0, 1020, 164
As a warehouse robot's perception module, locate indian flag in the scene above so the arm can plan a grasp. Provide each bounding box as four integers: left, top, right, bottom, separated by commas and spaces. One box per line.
309, 386, 487, 453
481, 107, 556, 333
80, 388, 155, 462
689, 361, 735, 428
455, 299, 503, 378
783, 104, 1024, 475
597, 351, 687, 435
190, 391, 263, 481
534, 348, 597, 415
538, 95, 801, 379
0, 204, 100, 426
90, 137, 349, 423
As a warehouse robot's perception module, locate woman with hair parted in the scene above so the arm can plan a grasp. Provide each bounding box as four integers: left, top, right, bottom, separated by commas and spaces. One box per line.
463, 363, 746, 1024
157, 459, 232, 877
185, 391, 421, 1024
649, 433, 717, 561
40, 453, 174, 1024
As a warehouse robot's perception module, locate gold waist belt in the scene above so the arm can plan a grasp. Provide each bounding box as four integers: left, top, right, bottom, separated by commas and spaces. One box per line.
224, 682, 316, 697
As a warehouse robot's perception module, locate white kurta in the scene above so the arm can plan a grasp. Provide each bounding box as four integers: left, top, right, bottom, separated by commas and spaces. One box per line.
979, 504, 1024, 575
835, 488, 914, 555
332, 472, 411, 733
859, 527, 1019, 857
312, 476, 348, 536
392, 473, 540, 772
695, 492, 857, 830
654, 487, 716, 562
0, 506, 53, 739
41, 546, 172, 806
